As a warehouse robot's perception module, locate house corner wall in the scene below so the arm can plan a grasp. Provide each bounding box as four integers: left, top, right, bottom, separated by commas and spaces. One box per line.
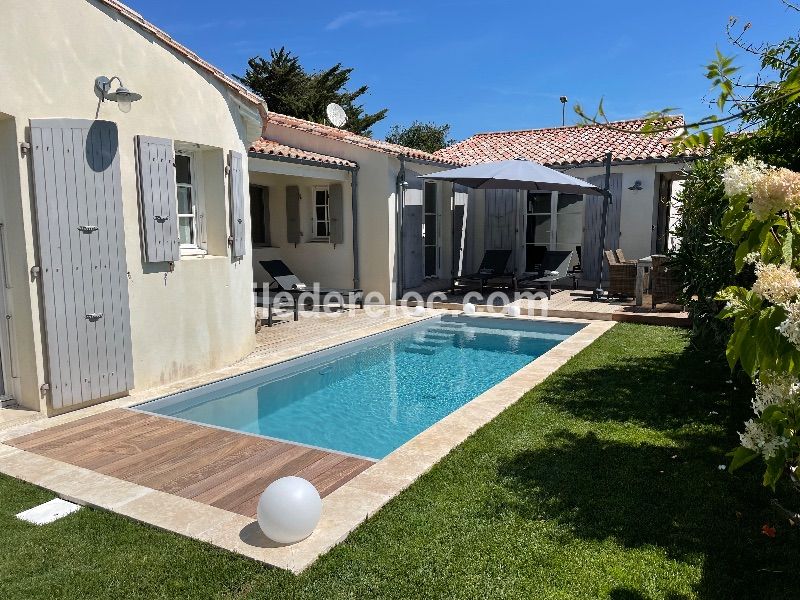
0, 0, 256, 412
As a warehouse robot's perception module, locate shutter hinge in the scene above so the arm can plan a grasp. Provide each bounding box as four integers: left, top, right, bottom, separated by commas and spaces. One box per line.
30, 265, 41, 279
20, 142, 31, 158
40, 383, 50, 393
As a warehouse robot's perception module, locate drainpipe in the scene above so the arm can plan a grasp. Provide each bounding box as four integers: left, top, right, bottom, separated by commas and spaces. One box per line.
351, 166, 361, 289
395, 156, 406, 300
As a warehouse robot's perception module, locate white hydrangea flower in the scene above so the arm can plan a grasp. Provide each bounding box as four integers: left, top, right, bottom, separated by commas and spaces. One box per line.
739, 419, 788, 458
721, 156, 769, 198
753, 372, 800, 414
778, 301, 800, 349
742, 252, 760, 265
751, 262, 800, 304
751, 167, 800, 219
763, 435, 790, 459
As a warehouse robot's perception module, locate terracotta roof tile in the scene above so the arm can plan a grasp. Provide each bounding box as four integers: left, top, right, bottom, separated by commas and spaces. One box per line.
265, 113, 466, 166
249, 139, 357, 169
435, 117, 691, 166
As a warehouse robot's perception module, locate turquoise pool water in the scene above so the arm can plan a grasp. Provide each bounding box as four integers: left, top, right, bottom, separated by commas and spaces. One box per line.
137, 316, 584, 459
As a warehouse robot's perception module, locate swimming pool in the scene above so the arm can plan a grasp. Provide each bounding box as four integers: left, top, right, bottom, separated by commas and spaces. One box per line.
136, 315, 585, 459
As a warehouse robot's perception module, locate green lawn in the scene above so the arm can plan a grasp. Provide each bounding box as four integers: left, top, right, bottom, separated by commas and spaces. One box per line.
1, 323, 798, 599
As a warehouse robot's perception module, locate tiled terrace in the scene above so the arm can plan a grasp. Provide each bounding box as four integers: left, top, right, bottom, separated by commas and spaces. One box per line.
401, 284, 690, 327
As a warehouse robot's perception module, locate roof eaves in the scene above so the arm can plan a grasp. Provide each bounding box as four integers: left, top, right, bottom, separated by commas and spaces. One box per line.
95, 0, 265, 110
265, 113, 467, 167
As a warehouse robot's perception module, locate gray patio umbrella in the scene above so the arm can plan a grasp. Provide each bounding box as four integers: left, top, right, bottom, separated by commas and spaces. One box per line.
418, 156, 613, 300
419, 157, 603, 195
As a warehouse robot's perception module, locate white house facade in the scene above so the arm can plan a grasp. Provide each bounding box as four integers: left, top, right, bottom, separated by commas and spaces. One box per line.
0, 0, 264, 414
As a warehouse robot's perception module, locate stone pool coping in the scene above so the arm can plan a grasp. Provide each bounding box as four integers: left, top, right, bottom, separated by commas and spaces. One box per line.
0, 310, 614, 573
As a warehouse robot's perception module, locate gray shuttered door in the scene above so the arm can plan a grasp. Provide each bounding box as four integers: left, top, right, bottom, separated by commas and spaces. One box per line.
329, 183, 344, 245
402, 169, 424, 289
228, 150, 246, 258
581, 173, 623, 283
286, 185, 301, 244
30, 119, 133, 409
135, 136, 179, 262
484, 189, 517, 250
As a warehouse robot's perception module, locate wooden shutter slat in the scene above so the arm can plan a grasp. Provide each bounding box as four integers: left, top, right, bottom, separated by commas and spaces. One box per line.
329, 183, 344, 245
286, 185, 301, 244
135, 135, 179, 262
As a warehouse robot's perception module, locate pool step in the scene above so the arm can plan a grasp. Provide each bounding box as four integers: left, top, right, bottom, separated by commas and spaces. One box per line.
437, 322, 467, 330
424, 330, 456, 340
405, 343, 436, 355
413, 336, 450, 348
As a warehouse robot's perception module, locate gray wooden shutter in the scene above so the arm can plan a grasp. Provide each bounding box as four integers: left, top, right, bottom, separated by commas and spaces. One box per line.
135, 136, 179, 262
581, 173, 623, 283
329, 183, 344, 245
261, 186, 272, 247
452, 184, 469, 277
228, 150, 246, 258
484, 189, 516, 250
30, 119, 134, 409
402, 169, 424, 288
286, 185, 301, 244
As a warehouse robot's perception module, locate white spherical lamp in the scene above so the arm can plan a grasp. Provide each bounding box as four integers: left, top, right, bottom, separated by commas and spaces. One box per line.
257, 476, 321, 544
463, 302, 476, 315
411, 305, 426, 317
506, 305, 521, 317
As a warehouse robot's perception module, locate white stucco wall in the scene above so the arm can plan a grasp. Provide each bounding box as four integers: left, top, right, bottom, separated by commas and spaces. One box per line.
0, 0, 257, 413
249, 166, 355, 290
262, 124, 427, 301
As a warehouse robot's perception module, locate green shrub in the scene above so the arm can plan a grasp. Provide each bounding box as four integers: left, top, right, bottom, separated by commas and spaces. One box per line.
671, 157, 753, 349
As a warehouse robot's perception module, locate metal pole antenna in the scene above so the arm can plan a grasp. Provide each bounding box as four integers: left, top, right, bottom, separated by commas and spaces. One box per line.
593, 151, 613, 301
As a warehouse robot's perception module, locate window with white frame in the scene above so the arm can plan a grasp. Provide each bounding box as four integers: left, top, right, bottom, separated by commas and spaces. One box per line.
524, 191, 551, 272
175, 151, 205, 254
312, 186, 330, 240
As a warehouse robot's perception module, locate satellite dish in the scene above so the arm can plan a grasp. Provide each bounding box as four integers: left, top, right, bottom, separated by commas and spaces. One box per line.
326, 103, 347, 128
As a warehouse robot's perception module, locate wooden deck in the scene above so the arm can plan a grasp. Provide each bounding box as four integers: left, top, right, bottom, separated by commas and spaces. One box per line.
7, 409, 374, 518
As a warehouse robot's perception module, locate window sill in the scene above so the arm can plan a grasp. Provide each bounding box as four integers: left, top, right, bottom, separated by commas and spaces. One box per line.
180, 247, 208, 258
308, 238, 331, 244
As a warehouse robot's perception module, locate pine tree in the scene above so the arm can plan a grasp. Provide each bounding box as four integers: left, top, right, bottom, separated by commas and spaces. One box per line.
236, 47, 387, 137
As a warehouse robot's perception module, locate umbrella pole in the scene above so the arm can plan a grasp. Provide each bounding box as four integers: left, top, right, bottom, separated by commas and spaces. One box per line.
592, 152, 613, 301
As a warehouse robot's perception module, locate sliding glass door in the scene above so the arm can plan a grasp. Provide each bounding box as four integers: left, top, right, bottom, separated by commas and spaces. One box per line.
524, 192, 551, 272
524, 191, 584, 272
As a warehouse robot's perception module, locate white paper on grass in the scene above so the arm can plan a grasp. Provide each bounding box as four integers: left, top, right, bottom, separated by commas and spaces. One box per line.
16, 498, 81, 524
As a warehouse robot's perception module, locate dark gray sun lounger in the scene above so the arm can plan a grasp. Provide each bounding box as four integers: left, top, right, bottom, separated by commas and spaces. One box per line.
451, 249, 514, 293
516, 250, 575, 298
257, 260, 364, 326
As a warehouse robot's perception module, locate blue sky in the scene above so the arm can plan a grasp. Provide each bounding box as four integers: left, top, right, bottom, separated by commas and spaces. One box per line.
125, 0, 798, 140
